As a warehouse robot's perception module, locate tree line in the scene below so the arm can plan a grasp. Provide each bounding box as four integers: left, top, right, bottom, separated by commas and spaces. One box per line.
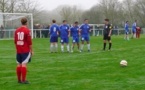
0, 0, 145, 27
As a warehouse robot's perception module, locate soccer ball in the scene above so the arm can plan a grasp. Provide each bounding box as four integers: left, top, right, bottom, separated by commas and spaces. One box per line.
120, 60, 127, 67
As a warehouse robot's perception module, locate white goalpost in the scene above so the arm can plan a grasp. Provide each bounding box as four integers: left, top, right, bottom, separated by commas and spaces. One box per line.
0, 13, 33, 40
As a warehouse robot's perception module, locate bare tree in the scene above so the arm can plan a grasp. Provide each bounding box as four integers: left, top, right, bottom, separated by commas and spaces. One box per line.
58, 5, 83, 24
58, 5, 72, 23
10, 0, 20, 13
15, 0, 43, 24
122, 0, 135, 23
1, 0, 145, 27
0, 0, 22, 13
0, 0, 11, 28
135, 0, 145, 26
0, 0, 10, 13
98, 0, 122, 25
82, 5, 103, 24
70, 6, 83, 23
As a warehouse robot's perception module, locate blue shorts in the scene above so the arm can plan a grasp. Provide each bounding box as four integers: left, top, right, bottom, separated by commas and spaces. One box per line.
125, 32, 129, 35
72, 37, 79, 43
61, 37, 69, 44
17, 52, 31, 64
50, 36, 58, 43
81, 36, 90, 41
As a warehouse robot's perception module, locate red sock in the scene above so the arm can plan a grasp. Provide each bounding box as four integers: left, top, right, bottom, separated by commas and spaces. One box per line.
16, 66, 22, 82
21, 67, 27, 82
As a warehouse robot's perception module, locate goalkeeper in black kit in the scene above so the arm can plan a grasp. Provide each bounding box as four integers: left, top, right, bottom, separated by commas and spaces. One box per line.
103, 19, 113, 51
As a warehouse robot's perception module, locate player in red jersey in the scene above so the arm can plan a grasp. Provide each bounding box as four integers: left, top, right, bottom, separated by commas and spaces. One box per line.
136, 27, 141, 38
14, 17, 33, 84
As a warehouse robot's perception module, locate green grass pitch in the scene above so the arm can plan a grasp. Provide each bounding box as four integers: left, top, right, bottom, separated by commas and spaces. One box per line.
0, 36, 145, 90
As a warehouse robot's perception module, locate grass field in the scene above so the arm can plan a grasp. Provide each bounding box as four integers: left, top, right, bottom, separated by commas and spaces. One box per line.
0, 36, 145, 90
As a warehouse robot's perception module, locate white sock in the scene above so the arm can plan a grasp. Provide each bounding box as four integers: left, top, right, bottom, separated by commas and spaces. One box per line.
67, 45, 70, 52
50, 44, 53, 52
61, 45, 64, 52
55, 44, 58, 52
127, 37, 129, 40
87, 44, 90, 50
81, 44, 84, 50
134, 34, 136, 38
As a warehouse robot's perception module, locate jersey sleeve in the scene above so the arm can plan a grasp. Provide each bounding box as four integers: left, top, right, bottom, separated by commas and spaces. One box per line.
49, 26, 52, 34
134, 23, 137, 27
67, 25, 70, 31
89, 25, 91, 30
27, 30, 32, 45
70, 27, 72, 31
109, 24, 113, 30
79, 24, 83, 30
124, 24, 126, 29
71, 27, 74, 33
57, 25, 59, 31
50, 26, 53, 34
59, 25, 62, 32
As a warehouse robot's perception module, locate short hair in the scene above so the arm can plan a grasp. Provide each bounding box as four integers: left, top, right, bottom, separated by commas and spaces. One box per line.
63, 20, 67, 23
52, 19, 56, 23
105, 19, 109, 21
126, 21, 128, 23
21, 17, 27, 25
84, 19, 88, 21
135, 20, 137, 22
74, 21, 78, 24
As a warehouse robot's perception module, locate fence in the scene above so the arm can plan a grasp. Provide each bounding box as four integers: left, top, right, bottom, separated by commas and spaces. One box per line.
32, 28, 145, 38
0, 28, 145, 39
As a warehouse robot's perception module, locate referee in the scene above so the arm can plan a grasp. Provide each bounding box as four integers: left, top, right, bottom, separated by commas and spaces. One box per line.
103, 19, 112, 51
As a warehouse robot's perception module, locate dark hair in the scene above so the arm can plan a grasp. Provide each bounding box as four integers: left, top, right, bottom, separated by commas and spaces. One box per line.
135, 20, 137, 22
63, 20, 67, 23
126, 21, 128, 23
105, 19, 109, 21
21, 17, 27, 25
84, 19, 88, 21
74, 21, 78, 24
52, 19, 56, 23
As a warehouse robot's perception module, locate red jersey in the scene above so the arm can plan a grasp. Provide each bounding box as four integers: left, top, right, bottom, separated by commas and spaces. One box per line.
14, 26, 32, 54
136, 27, 141, 32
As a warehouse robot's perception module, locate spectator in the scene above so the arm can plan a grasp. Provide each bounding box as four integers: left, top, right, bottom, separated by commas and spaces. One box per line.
0, 25, 4, 38
44, 25, 50, 38
35, 24, 41, 38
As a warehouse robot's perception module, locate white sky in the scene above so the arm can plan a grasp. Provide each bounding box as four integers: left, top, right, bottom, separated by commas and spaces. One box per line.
37, 0, 99, 11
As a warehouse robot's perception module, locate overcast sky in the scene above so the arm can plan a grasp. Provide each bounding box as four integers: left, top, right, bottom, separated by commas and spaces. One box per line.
37, 0, 99, 11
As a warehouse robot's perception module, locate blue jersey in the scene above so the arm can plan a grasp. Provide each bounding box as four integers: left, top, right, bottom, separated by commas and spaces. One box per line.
59, 24, 70, 38
125, 23, 129, 32
70, 26, 79, 37
80, 24, 91, 36
132, 22, 137, 31
49, 24, 59, 37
